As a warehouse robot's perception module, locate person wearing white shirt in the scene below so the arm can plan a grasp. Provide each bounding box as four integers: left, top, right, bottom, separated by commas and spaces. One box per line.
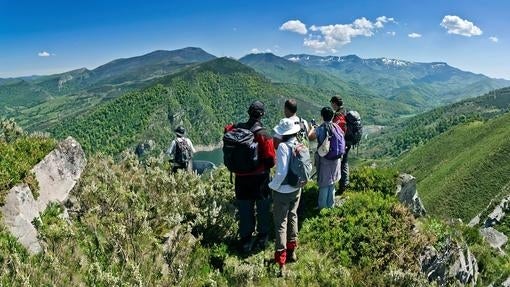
273, 99, 312, 148
268, 118, 302, 274
166, 126, 196, 173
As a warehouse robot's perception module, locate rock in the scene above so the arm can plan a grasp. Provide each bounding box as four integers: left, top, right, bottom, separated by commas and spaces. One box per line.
467, 214, 481, 227
396, 174, 427, 217
1, 137, 86, 254
484, 196, 510, 227
192, 160, 216, 175
503, 276, 510, 287
480, 227, 508, 250
420, 239, 478, 286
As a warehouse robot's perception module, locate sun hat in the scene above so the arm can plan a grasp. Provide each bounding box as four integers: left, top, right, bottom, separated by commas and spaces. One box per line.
273, 118, 301, 136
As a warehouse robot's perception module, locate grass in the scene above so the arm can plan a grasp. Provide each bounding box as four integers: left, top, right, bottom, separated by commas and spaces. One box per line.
395, 112, 510, 221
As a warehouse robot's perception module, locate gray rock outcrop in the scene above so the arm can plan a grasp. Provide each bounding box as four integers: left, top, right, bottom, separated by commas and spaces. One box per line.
480, 227, 508, 251
396, 174, 427, 217
420, 239, 478, 286
484, 195, 510, 227
1, 137, 86, 253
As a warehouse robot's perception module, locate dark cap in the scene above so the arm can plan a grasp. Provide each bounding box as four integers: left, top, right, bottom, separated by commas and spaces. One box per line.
248, 100, 265, 118
175, 126, 186, 137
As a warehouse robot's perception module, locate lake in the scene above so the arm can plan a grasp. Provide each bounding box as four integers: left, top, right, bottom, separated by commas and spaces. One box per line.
193, 148, 223, 166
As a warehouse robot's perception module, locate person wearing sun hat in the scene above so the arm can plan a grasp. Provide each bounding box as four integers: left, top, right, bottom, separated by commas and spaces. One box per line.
166, 125, 196, 173
268, 118, 303, 275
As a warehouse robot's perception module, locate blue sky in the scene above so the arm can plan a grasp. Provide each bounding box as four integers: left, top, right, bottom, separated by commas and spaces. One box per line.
1, 0, 509, 78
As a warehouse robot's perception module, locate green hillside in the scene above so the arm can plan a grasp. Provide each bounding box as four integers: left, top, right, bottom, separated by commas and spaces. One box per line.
366, 87, 510, 158
51, 57, 422, 155
395, 112, 510, 221
0, 48, 216, 131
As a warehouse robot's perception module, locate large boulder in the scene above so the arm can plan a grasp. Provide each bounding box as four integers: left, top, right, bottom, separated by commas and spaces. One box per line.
396, 174, 427, 217
420, 239, 478, 286
1, 137, 86, 253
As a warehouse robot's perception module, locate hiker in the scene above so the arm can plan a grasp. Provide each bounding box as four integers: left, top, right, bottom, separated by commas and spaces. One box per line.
330, 96, 349, 192
309, 107, 344, 209
273, 99, 312, 220
269, 118, 306, 274
166, 126, 195, 173
273, 99, 312, 147
223, 101, 275, 253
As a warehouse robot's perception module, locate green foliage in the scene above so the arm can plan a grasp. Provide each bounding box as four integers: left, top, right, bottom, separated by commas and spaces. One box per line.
348, 166, 399, 195
395, 112, 510, 221
366, 87, 510, 158
51, 58, 329, 155
0, 121, 55, 204
301, 191, 429, 281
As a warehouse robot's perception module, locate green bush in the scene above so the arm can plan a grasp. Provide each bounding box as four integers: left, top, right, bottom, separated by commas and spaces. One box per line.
301, 191, 429, 281
0, 120, 55, 204
348, 166, 399, 195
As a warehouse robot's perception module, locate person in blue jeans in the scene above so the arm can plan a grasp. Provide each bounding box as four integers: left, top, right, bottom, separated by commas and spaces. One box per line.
308, 107, 342, 209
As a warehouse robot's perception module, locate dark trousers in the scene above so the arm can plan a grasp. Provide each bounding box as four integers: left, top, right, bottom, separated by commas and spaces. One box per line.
340, 145, 351, 189
235, 173, 271, 239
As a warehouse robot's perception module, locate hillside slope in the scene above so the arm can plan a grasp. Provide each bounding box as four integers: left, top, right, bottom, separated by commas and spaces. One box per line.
366, 87, 510, 157
0, 47, 216, 131
395, 112, 510, 221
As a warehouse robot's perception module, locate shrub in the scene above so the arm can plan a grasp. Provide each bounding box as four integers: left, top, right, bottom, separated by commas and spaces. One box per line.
348, 166, 399, 196
301, 191, 429, 281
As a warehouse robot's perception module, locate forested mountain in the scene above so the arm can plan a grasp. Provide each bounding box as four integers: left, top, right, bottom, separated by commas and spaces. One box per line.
365, 87, 510, 157
50, 58, 324, 155
284, 54, 510, 108
239, 53, 418, 117
0, 47, 216, 130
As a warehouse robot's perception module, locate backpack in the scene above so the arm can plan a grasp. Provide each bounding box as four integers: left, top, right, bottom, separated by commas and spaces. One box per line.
284, 141, 313, 188
174, 138, 192, 165
345, 111, 362, 146
223, 124, 262, 173
317, 123, 345, 160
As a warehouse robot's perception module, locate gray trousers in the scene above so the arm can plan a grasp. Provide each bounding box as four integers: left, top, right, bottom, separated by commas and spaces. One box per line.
272, 189, 301, 251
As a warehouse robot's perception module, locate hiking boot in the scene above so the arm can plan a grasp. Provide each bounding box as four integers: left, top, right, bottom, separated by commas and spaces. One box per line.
287, 249, 297, 263
254, 233, 269, 250
286, 241, 297, 263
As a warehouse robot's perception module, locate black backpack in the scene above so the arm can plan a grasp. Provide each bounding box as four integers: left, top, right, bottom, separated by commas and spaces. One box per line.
223, 123, 262, 173
174, 138, 192, 165
345, 111, 362, 146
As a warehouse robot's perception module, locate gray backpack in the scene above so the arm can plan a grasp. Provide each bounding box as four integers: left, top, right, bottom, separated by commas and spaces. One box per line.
284, 141, 313, 188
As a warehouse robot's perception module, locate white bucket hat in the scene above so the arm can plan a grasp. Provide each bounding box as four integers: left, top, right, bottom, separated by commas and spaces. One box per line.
273, 118, 301, 136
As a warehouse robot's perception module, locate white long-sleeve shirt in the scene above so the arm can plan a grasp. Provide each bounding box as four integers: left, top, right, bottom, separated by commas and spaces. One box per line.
268, 137, 300, 194
166, 137, 196, 158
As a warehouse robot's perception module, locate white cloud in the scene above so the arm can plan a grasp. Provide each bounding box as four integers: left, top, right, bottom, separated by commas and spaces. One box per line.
440, 15, 482, 37
250, 48, 272, 54
387, 31, 396, 36
408, 33, 422, 38
375, 16, 396, 28
38, 51, 51, 57
300, 16, 395, 52
489, 36, 499, 43
280, 20, 308, 35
